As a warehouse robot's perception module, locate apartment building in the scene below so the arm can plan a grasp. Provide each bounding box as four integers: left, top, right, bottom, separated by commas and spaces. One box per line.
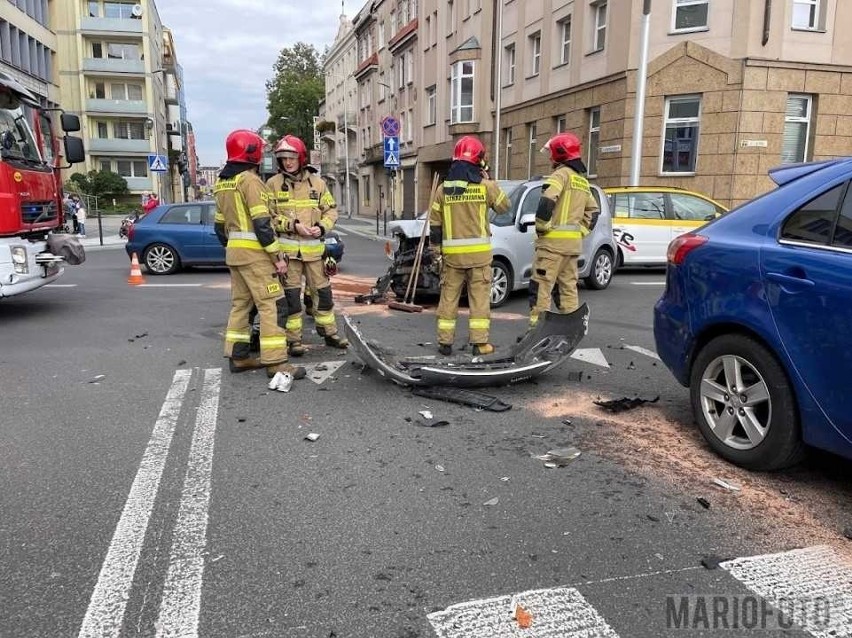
321, 10, 360, 217
490, 0, 852, 207
0, 0, 58, 106
54, 0, 194, 202
352, 0, 419, 220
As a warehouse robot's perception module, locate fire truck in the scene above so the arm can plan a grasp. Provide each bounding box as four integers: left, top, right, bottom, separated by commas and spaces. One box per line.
0, 71, 85, 298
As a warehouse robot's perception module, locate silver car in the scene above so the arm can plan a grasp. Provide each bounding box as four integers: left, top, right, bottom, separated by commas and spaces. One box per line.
387, 178, 616, 307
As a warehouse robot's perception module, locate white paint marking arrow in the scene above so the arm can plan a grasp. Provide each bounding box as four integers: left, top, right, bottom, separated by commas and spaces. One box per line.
570, 348, 610, 368
624, 344, 661, 361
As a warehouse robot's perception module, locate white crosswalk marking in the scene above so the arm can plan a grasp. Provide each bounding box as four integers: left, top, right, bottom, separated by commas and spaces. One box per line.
428, 586, 620, 637
722, 546, 852, 637
570, 347, 610, 368
78, 370, 192, 638
156, 368, 222, 637
624, 344, 661, 361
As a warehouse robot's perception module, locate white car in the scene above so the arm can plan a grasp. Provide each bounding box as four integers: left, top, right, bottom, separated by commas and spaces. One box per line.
387, 178, 616, 307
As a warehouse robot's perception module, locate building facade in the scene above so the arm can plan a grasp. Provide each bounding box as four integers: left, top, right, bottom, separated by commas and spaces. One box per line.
490, 0, 852, 207
321, 10, 359, 218
0, 0, 58, 107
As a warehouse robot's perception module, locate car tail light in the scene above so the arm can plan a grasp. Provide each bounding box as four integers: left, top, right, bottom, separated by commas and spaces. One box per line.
127, 224, 135, 242
667, 233, 708, 265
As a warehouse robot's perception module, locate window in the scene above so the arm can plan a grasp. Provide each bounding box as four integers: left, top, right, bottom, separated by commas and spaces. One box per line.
781, 183, 844, 245
424, 16, 430, 49
588, 107, 600, 177
529, 32, 541, 76
593, 1, 607, 51
92, 82, 106, 99
612, 192, 666, 219
99, 159, 111, 172
792, 0, 821, 30
398, 57, 405, 88
492, 180, 519, 226
406, 108, 413, 142
104, 2, 139, 19
504, 127, 512, 179
363, 175, 371, 206
116, 159, 148, 177
110, 82, 143, 100
431, 10, 438, 45
379, 72, 387, 101
399, 111, 406, 143
88, 1, 99, 17
426, 85, 436, 125
113, 120, 145, 140
555, 115, 567, 134
526, 122, 537, 179
406, 50, 414, 85
378, 21, 385, 49
559, 16, 572, 65
161, 205, 203, 225
520, 185, 542, 218
447, 0, 455, 35
504, 45, 515, 85
835, 185, 852, 249
400, 0, 410, 25
672, 0, 709, 31
670, 193, 723, 221
94, 121, 108, 138
782, 94, 812, 164
661, 96, 700, 174
450, 61, 474, 123
92, 42, 140, 60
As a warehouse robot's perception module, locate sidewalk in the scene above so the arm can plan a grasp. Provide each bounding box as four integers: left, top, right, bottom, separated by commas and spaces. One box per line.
75, 214, 127, 251
336, 215, 400, 243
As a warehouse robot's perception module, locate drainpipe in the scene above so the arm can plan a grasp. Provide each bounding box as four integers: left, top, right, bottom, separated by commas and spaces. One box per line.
762, 0, 771, 46
630, 0, 652, 186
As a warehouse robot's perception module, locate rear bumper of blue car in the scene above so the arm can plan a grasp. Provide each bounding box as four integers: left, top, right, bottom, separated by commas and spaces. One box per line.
653, 269, 693, 387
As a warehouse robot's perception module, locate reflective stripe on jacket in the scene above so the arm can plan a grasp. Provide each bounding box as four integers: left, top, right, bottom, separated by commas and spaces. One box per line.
214, 171, 280, 266
267, 172, 337, 262
536, 168, 598, 256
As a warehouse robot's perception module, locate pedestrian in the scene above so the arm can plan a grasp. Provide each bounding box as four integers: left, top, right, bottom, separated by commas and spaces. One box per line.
266, 135, 349, 356
212, 129, 306, 381
71, 196, 79, 233
528, 132, 598, 328
143, 192, 159, 214
75, 200, 87, 238
428, 136, 510, 356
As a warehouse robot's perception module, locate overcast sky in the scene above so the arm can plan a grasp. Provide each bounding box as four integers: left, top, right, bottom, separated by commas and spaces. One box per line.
158, 0, 345, 167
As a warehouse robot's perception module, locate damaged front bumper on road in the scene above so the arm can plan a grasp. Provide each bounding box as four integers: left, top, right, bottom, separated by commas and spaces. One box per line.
344, 304, 589, 388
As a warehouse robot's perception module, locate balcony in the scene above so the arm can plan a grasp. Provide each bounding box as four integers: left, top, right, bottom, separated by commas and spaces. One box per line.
81, 17, 143, 36
86, 99, 147, 115
165, 74, 178, 104
363, 143, 382, 164
320, 162, 337, 176
337, 159, 358, 174
82, 58, 145, 75
336, 113, 358, 132
88, 138, 151, 153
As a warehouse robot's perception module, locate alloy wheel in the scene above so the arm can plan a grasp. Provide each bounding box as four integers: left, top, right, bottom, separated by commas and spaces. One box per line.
146, 245, 177, 274
490, 264, 509, 306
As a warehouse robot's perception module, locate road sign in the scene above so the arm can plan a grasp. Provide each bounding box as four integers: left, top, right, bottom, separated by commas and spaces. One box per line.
381, 116, 399, 138
383, 136, 400, 168
147, 154, 168, 172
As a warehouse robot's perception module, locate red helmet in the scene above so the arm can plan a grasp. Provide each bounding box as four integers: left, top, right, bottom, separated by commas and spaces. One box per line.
543, 132, 582, 164
225, 129, 264, 165
274, 135, 308, 168
452, 136, 487, 167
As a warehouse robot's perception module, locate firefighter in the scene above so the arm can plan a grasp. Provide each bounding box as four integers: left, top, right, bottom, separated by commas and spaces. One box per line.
213, 129, 306, 381
266, 135, 349, 355
528, 132, 598, 328
428, 136, 510, 356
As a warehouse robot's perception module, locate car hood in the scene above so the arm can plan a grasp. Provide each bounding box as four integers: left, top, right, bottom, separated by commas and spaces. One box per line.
387, 219, 426, 238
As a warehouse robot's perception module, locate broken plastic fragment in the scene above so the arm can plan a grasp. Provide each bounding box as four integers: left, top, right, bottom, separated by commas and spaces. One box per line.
593, 395, 659, 413
712, 478, 741, 492
88, 374, 106, 384
513, 604, 533, 628
483, 497, 499, 506
305, 433, 320, 442
533, 446, 582, 468
696, 497, 711, 509
435, 464, 445, 472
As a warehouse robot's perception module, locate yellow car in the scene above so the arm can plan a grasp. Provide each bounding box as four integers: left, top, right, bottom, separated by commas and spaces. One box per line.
604, 186, 728, 267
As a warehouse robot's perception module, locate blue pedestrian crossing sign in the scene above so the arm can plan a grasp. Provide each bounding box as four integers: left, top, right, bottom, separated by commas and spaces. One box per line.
383, 136, 400, 168
147, 154, 169, 172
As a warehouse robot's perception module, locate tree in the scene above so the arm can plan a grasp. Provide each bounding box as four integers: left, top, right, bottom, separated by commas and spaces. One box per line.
67, 170, 129, 199
265, 42, 325, 146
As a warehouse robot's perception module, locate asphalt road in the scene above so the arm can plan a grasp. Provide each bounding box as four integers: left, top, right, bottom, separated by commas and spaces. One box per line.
1, 229, 849, 638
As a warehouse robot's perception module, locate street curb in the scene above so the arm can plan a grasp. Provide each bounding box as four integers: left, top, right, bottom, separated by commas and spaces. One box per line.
336, 224, 389, 243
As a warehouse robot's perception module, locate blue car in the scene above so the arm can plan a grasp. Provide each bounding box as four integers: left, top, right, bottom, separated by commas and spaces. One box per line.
654, 159, 852, 470
125, 202, 344, 275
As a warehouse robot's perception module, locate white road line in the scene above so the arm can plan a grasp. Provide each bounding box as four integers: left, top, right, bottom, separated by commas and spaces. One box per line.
45, 284, 77, 288
570, 348, 610, 368
624, 345, 661, 361
722, 545, 852, 637
137, 284, 204, 288
78, 370, 192, 638
628, 281, 665, 286
156, 368, 222, 638
428, 586, 619, 637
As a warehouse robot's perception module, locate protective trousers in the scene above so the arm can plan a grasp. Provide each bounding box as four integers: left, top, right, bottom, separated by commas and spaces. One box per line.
436, 264, 491, 346
225, 260, 288, 365
529, 249, 579, 327
283, 259, 339, 342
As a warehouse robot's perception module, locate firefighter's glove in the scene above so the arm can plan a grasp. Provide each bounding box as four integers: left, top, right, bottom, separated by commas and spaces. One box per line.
323, 256, 338, 277
429, 247, 443, 274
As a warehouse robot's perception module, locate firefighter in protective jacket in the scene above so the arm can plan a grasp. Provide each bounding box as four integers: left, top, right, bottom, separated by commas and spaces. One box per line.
266, 135, 349, 355
528, 132, 598, 327
213, 129, 306, 380
428, 136, 510, 356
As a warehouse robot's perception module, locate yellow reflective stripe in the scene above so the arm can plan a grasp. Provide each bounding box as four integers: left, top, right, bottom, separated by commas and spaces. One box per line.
249, 204, 268, 217
443, 237, 489, 247
494, 191, 508, 205
227, 239, 263, 250
214, 212, 224, 223
570, 174, 591, 193
225, 331, 251, 343
444, 180, 468, 188
469, 318, 490, 330
314, 312, 335, 326
543, 230, 583, 239
543, 178, 561, 189
443, 204, 453, 238
437, 319, 456, 330
297, 244, 325, 254
286, 317, 302, 330
234, 178, 250, 232
529, 315, 539, 326
480, 204, 487, 237
263, 241, 281, 254
320, 192, 335, 206
213, 178, 237, 193
442, 244, 491, 254
319, 218, 333, 231
431, 201, 441, 211
260, 336, 287, 348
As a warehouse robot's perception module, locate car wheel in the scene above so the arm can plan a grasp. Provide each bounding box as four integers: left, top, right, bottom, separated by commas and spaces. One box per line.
584, 248, 613, 290
490, 260, 511, 308
689, 334, 804, 471
143, 243, 180, 275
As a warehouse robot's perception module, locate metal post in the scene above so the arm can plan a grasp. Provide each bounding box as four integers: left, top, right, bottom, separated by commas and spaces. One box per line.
630, 0, 652, 186
343, 78, 352, 219
493, 0, 504, 180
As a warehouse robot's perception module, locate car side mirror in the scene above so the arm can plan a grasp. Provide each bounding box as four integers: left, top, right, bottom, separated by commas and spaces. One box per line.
61, 113, 81, 132
518, 212, 535, 233
63, 136, 85, 164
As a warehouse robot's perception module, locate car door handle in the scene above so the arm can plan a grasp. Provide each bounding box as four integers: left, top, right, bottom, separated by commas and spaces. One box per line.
766, 271, 815, 289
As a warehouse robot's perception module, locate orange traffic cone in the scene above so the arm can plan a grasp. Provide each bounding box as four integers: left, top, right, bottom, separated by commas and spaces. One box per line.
128, 252, 145, 285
